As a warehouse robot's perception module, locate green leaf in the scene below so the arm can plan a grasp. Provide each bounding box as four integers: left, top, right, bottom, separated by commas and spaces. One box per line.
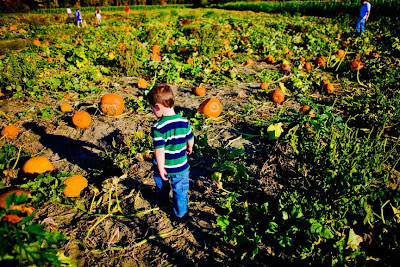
267, 123, 284, 140
216, 216, 230, 232
346, 228, 363, 250
320, 226, 334, 239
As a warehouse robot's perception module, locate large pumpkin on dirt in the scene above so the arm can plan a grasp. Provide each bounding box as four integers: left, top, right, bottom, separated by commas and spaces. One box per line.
72, 111, 91, 129
22, 156, 55, 174
100, 93, 125, 116
138, 78, 149, 89
1, 125, 19, 139
198, 98, 222, 118
63, 175, 88, 197
270, 89, 285, 104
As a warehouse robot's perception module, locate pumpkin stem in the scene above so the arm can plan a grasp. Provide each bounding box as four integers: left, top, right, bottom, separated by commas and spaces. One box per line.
334, 47, 348, 72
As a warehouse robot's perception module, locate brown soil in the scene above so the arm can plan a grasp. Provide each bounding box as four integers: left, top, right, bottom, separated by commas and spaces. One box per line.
0, 62, 299, 266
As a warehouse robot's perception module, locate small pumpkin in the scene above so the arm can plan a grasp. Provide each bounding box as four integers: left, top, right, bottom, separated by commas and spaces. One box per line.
187, 58, 194, 64
194, 86, 206, 96
304, 62, 312, 71
315, 56, 326, 66
223, 39, 229, 46
270, 88, 285, 104
72, 111, 91, 129
151, 44, 161, 55
137, 78, 149, 89
198, 97, 222, 118
300, 105, 315, 117
227, 51, 234, 57
246, 58, 254, 66
350, 60, 364, 71
22, 156, 55, 174
150, 54, 161, 62
33, 39, 41, 46
100, 93, 125, 116
1, 125, 19, 139
46, 57, 54, 62
324, 82, 335, 94
63, 175, 88, 197
60, 103, 72, 112
336, 33, 341, 39
0, 190, 34, 223
337, 49, 345, 59
281, 63, 290, 72
266, 56, 275, 64
299, 56, 305, 62
261, 82, 269, 90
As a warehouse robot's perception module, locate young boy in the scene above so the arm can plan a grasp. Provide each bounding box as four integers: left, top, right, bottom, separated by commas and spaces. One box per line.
147, 84, 194, 219
356, 0, 371, 34
76, 9, 84, 28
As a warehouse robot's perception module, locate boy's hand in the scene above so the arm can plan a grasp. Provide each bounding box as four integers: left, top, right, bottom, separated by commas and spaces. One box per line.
186, 146, 193, 155
159, 168, 168, 181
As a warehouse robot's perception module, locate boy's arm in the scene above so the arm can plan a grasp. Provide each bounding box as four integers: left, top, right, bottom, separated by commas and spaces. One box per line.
155, 147, 168, 181
187, 138, 194, 155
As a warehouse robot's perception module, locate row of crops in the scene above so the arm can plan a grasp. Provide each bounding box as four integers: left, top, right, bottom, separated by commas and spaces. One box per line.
0, 4, 400, 266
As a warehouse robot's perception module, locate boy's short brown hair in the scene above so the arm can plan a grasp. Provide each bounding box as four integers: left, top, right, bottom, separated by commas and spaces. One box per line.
147, 83, 175, 108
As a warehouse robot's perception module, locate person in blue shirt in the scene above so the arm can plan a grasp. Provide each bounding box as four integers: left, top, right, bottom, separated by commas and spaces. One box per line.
356, 0, 371, 34
76, 9, 84, 28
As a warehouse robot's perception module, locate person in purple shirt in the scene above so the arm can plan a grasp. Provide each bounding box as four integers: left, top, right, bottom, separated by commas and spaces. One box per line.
356, 0, 371, 34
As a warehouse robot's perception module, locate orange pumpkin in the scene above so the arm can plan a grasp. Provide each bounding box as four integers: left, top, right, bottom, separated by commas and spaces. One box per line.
227, 51, 234, 57
194, 86, 206, 96
198, 98, 222, 118
270, 89, 285, 104
22, 156, 55, 174
246, 58, 254, 66
33, 39, 41, 46
281, 63, 290, 72
138, 78, 149, 89
1, 125, 19, 139
299, 56, 305, 62
261, 82, 269, 90
151, 44, 161, 55
46, 57, 54, 62
72, 111, 91, 129
63, 175, 88, 197
187, 58, 194, 64
350, 60, 364, 71
100, 93, 125, 116
337, 49, 345, 59
300, 105, 315, 117
304, 62, 312, 71
60, 103, 72, 112
223, 39, 229, 46
315, 56, 326, 66
266, 56, 276, 64
150, 54, 161, 62
324, 82, 334, 94
0, 190, 32, 210
336, 33, 341, 39
0, 190, 34, 223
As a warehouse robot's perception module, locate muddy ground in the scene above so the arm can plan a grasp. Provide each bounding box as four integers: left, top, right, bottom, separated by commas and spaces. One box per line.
1, 61, 308, 266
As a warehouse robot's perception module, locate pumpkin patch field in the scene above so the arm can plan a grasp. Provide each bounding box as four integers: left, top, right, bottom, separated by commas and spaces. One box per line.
1, 5, 400, 266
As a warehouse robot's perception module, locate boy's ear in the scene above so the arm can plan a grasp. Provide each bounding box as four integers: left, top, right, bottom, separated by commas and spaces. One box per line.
154, 103, 162, 111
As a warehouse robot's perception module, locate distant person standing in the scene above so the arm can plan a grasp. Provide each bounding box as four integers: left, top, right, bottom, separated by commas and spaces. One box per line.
125, 5, 130, 16
76, 9, 84, 28
66, 7, 72, 18
356, 0, 371, 34
95, 7, 101, 24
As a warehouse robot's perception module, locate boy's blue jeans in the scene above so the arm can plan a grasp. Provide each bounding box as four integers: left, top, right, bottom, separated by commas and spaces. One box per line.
356, 17, 366, 33
153, 171, 189, 218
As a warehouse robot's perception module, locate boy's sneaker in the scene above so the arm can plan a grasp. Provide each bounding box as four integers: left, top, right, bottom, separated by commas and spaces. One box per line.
174, 213, 190, 225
